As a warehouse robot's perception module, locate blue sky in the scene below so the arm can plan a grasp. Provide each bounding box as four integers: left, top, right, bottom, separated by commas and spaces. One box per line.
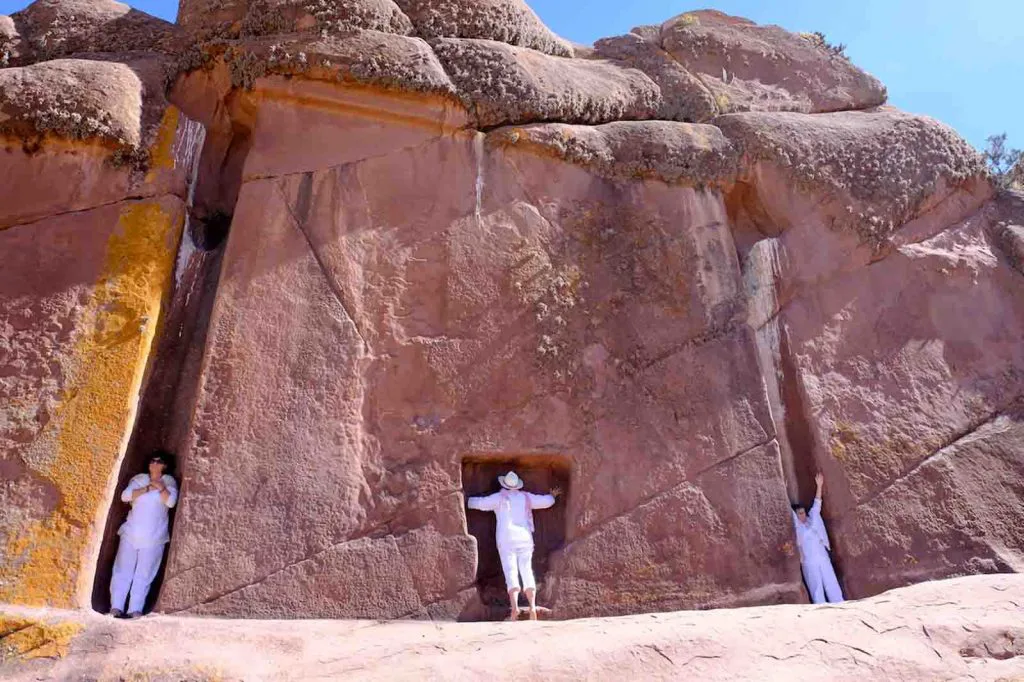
1, 0, 1020, 152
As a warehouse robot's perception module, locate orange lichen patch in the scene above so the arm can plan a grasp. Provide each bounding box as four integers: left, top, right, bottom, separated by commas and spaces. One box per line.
0, 200, 183, 608
0, 615, 83, 661
145, 106, 182, 182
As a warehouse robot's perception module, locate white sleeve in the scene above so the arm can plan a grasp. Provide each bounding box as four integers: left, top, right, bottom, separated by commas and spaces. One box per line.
809, 498, 822, 520
164, 476, 179, 509
467, 492, 501, 511
526, 493, 556, 510
121, 475, 147, 503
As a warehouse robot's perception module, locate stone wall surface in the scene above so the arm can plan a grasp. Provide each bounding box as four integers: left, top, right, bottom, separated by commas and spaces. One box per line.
1, 0, 1023, 628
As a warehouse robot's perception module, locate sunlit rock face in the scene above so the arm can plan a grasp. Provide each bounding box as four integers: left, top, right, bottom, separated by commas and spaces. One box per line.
1, 0, 1021, 621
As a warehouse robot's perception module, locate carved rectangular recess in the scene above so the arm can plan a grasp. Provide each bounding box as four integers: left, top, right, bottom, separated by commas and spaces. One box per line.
461, 453, 572, 620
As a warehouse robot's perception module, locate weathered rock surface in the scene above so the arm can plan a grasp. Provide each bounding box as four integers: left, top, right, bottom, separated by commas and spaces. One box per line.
658, 10, 887, 114
434, 38, 659, 127
2, 0, 1023, 637
3, 0, 180, 66
199, 30, 458, 94
0, 58, 156, 148
393, 0, 573, 57
0, 195, 187, 607
239, 0, 414, 39
593, 32, 718, 123
0, 1, 205, 611
720, 108, 988, 239
154, 90, 796, 618
3, 575, 1024, 680
487, 120, 738, 185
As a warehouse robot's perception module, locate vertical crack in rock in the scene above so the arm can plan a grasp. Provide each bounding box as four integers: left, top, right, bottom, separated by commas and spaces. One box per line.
90, 116, 232, 613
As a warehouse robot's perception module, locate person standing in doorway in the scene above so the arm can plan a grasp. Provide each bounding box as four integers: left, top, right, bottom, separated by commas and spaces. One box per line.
109, 450, 178, 618
791, 472, 845, 604
467, 471, 561, 621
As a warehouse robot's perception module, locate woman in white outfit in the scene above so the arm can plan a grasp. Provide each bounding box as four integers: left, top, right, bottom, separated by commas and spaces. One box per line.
791, 472, 845, 604
467, 470, 561, 621
109, 450, 178, 618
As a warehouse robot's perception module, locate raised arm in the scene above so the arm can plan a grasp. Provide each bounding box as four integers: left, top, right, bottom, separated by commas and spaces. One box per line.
526, 492, 556, 510
467, 492, 501, 511
809, 472, 824, 519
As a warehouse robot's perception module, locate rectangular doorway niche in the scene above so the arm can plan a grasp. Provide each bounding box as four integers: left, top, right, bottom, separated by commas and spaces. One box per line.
461, 453, 571, 621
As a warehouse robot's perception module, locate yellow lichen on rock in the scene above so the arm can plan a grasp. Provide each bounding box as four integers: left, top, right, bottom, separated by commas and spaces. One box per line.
145, 106, 182, 182
0, 200, 183, 608
0, 614, 83, 661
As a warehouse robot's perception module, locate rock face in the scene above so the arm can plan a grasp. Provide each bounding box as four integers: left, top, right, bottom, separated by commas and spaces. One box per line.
1, 0, 1022, 628
656, 11, 887, 114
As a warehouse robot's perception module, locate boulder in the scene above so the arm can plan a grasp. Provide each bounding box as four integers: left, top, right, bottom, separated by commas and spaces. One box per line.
487, 120, 738, 186
239, 0, 414, 38
0, 58, 159, 149
592, 33, 718, 123
719, 109, 987, 236
836, 408, 1024, 597
198, 31, 457, 94
175, 0, 248, 38
658, 10, 887, 114
393, 0, 573, 57
6, 0, 180, 65
433, 38, 660, 127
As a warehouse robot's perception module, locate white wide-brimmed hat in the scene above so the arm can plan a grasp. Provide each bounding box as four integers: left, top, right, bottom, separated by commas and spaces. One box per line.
498, 470, 524, 490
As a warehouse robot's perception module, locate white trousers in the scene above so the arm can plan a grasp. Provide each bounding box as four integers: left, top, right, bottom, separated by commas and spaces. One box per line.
110, 537, 166, 613
802, 557, 845, 604
498, 543, 536, 592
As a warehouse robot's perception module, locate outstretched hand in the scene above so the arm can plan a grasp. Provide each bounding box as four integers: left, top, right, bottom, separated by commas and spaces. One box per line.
814, 472, 824, 487
550, 486, 563, 498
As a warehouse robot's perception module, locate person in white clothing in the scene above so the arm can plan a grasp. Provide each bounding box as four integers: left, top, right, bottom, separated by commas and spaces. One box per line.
467, 471, 560, 621
109, 450, 178, 618
791, 472, 844, 604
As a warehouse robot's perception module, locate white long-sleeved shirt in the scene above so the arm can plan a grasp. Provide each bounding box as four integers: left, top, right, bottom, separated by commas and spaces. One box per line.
119, 473, 178, 549
792, 498, 831, 564
467, 489, 555, 549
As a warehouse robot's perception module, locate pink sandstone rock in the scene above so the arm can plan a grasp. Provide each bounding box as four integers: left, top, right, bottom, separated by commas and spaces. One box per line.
658, 10, 887, 114
0, 56, 196, 229
3, 575, 1024, 680
393, 0, 573, 57
487, 120, 738, 185
238, 0, 414, 39
592, 32, 718, 123
1, 0, 1023, 636
5, 0, 180, 65
433, 38, 660, 127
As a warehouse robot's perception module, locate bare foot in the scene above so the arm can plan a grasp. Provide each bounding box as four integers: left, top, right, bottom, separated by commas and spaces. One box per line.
528, 608, 538, 621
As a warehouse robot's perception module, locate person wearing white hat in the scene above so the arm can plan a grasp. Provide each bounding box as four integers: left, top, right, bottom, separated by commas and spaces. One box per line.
467, 470, 561, 621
